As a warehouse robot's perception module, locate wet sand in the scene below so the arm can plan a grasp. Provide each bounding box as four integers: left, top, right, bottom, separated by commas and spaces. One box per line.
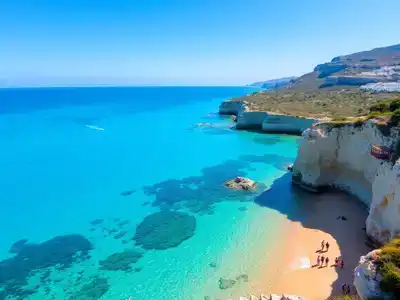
254, 190, 371, 299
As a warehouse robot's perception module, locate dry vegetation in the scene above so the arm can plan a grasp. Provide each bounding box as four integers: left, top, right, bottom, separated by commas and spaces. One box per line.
378, 236, 400, 299
233, 88, 399, 118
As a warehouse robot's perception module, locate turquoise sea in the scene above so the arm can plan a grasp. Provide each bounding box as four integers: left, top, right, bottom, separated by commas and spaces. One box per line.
0, 87, 299, 300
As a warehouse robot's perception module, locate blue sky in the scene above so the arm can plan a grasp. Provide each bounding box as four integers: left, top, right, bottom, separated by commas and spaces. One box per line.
1, 0, 399, 87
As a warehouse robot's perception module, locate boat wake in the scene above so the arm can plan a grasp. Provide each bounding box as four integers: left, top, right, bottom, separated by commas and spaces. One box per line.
85, 124, 105, 131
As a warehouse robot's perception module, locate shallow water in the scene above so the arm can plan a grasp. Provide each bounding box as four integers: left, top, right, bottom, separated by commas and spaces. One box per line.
0, 87, 299, 300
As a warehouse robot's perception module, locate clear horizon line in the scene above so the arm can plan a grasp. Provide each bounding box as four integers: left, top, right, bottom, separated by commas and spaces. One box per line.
0, 83, 260, 89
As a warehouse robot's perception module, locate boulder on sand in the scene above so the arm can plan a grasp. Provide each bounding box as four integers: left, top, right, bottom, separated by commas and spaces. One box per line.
224, 176, 256, 190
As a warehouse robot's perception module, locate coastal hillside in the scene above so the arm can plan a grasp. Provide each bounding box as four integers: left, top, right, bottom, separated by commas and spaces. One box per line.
222, 44, 400, 121
247, 77, 296, 89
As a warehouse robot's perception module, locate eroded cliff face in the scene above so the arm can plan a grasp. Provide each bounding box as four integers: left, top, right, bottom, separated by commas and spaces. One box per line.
292, 121, 400, 244
219, 100, 248, 115
353, 249, 387, 299
219, 100, 317, 134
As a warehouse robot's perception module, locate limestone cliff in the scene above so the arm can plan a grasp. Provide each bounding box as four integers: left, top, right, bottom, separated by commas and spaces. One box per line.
292, 121, 400, 244
219, 100, 248, 116
353, 249, 386, 299
219, 100, 318, 134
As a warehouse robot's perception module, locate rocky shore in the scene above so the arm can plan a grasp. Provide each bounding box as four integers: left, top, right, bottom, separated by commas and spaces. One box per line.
219, 99, 318, 135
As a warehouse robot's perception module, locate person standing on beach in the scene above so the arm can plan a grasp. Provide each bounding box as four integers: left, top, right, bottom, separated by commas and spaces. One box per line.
342, 284, 346, 294
325, 257, 329, 267
335, 257, 339, 266
321, 240, 325, 251
325, 242, 330, 252
317, 255, 320, 266
321, 255, 325, 266
341, 259, 344, 269
347, 285, 351, 294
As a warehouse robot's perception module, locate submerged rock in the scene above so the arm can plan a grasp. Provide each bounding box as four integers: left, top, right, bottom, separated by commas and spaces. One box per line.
117, 220, 130, 227
225, 177, 256, 190
194, 122, 214, 128
113, 230, 128, 239
90, 219, 104, 226
69, 277, 109, 300
0, 234, 93, 298
8, 238, 29, 253
120, 189, 136, 196
133, 211, 196, 250
218, 277, 236, 290
236, 274, 249, 282
99, 249, 143, 272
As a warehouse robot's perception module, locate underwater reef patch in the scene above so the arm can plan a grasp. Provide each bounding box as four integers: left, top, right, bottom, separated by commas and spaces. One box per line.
219, 277, 236, 290
99, 249, 143, 272
113, 230, 128, 239
0, 234, 93, 299
8, 238, 29, 254
133, 211, 196, 250
142, 154, 291, 214
120, 189, 136, 196
68, 276, 109, 300
90, 219, 104, 226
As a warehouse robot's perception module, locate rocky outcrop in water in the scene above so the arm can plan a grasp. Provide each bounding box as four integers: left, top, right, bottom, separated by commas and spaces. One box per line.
225, 176, 256, 190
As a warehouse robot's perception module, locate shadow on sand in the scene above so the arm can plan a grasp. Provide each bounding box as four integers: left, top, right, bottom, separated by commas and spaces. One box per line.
254, 173, 370, 298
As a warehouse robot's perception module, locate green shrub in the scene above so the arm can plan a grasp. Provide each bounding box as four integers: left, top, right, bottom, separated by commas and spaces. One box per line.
366, 111, 393, 120
370, 101, 390, 113
379, 237, 400, 298
332, 116, 348, 122
389, 99, 400, 112
389, 109, 400, 125
379, 262, 400, 297
332, 295, 358, 300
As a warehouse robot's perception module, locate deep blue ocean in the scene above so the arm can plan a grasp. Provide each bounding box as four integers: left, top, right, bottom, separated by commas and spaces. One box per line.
0, 86, 299, 300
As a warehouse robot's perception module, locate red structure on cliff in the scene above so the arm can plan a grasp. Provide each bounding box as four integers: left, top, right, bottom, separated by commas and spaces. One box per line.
370, 145, 391, 160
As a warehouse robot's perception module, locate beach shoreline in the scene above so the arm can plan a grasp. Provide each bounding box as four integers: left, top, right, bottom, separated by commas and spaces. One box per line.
248, 191, 370, 299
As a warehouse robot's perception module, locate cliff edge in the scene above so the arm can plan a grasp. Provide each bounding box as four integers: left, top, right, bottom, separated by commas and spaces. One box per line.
219, 99, 318, 134
292, 117, 400, 299
292, 120, 400, 244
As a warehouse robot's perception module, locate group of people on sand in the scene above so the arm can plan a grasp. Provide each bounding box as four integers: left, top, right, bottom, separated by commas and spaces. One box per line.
315, 240, 344, 269
342, 284, 351, 295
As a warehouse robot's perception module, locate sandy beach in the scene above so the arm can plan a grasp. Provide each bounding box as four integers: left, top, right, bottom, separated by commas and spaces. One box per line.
254, 190, 371, 299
